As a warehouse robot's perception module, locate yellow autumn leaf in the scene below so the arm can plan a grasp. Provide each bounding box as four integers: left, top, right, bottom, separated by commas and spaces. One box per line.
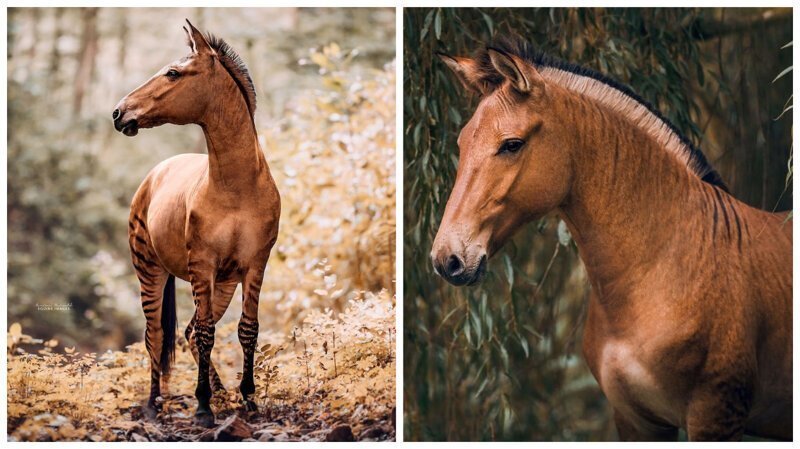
310, 52, 330, 70
327, 42, 341, 57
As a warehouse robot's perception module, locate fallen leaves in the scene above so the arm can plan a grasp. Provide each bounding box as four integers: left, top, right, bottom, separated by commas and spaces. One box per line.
7, 293, 395, 442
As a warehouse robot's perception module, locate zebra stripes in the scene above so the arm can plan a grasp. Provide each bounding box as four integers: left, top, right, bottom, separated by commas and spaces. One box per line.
128, 211, 176, 418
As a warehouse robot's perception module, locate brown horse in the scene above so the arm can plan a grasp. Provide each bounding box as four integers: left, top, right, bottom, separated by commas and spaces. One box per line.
431, 38, 792, 441
112, 20, 280, 427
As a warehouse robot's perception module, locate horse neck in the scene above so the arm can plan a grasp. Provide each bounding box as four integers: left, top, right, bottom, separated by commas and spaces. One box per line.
198, 73, 265, 192
556, 93, 706, 302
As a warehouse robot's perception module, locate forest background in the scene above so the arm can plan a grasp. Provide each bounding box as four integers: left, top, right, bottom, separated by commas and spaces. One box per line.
403, 7, 792, 441
8, 7, 396, 442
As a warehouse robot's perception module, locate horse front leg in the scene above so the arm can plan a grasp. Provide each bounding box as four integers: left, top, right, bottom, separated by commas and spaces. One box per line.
685, 377, 753, 441
613, 408, 677, 441
189, 260, 217, 428
184, 281, 237, 394
238, 268, 265, 411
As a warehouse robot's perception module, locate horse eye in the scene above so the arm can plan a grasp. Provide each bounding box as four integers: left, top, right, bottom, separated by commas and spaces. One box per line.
498, 139, 525, 155
165, 69, 181, 79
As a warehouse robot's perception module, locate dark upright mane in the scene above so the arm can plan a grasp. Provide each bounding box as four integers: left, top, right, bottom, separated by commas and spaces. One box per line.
205, 33, 257, 120
471, 36, 728, 192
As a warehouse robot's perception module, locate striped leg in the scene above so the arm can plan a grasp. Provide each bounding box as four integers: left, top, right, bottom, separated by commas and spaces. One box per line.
189, 260, 217, 428
239, 269, 264, 411
129, 216, 172, 420
185, 281, 237, 393
133, 256, 169, 419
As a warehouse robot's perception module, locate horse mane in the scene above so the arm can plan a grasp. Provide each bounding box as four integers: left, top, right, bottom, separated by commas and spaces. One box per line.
204, 32, 257, 120
472, 36, 728, 192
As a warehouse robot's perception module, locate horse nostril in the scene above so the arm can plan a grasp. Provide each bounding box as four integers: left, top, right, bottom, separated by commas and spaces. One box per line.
446, 254, 465, 277
112, 109, 120, 120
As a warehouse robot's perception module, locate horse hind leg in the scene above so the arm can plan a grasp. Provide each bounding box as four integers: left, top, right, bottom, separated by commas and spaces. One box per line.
184, 282, 237, 394
132, 253, 171, 419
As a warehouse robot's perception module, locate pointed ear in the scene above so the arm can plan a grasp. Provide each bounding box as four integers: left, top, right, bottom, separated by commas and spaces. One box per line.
487, 48, 544, 96
437, 53, 488, 96
184, 19, 213, 55
183, 25, 195, 52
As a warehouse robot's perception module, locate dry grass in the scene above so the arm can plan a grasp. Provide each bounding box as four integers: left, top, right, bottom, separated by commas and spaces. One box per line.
8, 292, 395, 442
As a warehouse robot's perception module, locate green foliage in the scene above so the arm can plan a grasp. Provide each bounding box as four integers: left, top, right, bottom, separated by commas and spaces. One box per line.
774, 40, 793, 220
403, 7, 792, 441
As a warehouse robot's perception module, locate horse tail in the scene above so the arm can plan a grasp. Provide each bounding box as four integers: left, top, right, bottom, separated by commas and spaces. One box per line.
160, 274, 177, 376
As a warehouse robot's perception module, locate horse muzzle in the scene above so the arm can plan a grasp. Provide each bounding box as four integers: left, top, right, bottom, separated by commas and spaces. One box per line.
430, 250, 488, 287
112, 106, 139, 137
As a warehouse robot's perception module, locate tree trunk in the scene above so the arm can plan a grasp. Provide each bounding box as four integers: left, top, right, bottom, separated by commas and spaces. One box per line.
117, 9, 128, 69
21, 8, 42, 83
73, 7, 99, 116
48, 8, 64, 91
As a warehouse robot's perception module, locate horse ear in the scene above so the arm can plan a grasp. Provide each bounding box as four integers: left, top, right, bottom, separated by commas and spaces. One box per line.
184, 19, 213, 55
437, 53, 488, 95
487, 48, 544, 96
183, 26, 195, 52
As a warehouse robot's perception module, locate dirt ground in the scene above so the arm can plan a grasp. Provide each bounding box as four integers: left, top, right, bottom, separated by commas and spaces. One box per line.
7, 295, 396, 442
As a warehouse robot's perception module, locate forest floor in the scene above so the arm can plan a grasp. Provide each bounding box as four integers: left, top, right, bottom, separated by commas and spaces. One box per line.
7, 292, 396, 442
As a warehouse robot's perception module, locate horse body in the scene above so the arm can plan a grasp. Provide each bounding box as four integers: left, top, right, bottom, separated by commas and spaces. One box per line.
114, 21, 279, 427
132, 153, 279, 283
559, 117, 792, 438
432, 38, 791, 440
579, 201, 792, 440
550, 88, 793, 439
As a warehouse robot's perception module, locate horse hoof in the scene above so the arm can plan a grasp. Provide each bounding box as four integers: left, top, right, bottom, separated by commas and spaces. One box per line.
142, 404, 159, 420
243, 400, 258, 412
193, 411, 215, 428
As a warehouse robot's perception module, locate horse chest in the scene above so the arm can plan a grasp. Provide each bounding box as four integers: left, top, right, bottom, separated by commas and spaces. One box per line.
597, 340, 683, 426
189, 209, 275, 262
